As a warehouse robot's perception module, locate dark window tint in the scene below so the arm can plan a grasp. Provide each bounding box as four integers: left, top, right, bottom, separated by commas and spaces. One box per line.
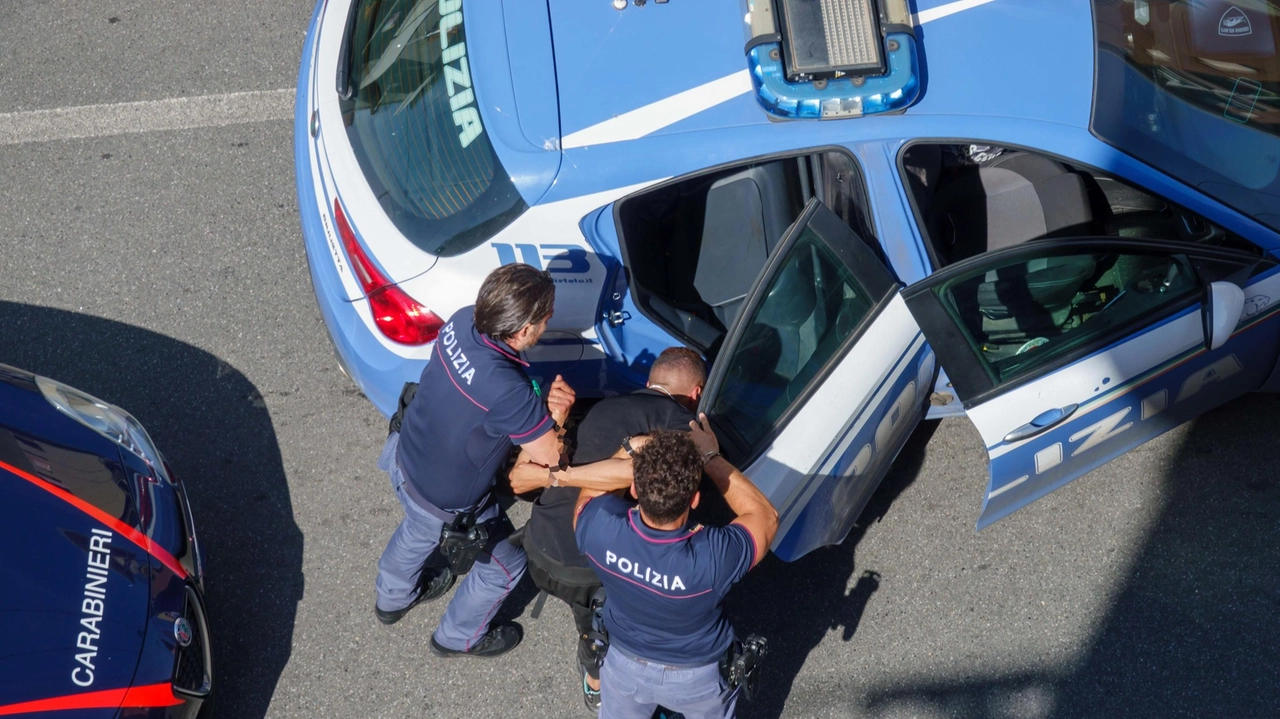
932, 249, 1201, 384
340, 0, 527, 256
1092, 0, 1280, 232
711, 228, 874, 446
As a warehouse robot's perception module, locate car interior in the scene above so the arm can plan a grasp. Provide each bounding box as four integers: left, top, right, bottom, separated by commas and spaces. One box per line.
615, 151, 874, 360
900, 142, 1258, 377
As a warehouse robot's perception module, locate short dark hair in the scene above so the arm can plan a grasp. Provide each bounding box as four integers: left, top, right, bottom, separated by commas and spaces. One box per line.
649, 347, 707, 392
474, 264, 555, 340
633, 431, 703, 524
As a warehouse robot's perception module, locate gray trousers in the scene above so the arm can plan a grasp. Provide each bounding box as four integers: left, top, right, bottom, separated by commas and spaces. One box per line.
374, 433, 527, 651
600, 646, 739, 719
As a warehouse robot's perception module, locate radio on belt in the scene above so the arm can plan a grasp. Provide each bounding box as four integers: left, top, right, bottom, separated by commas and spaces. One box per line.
439, 510, 488, 575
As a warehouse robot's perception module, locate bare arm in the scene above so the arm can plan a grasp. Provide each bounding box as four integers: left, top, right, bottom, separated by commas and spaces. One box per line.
510, 456, 635, 495
518, 426, 563, 468
568, 440, 651, 529
689, 414, 778, 567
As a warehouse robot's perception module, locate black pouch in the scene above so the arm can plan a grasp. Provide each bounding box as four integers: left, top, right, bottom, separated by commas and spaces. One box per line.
438, 511, 488, 575
720, 634, 768, 702
584, 586, 610, 671
387, 381, 419, 436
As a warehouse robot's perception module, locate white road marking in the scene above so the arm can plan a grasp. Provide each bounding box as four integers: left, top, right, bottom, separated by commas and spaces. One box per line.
560, 70, 753, 149
0, 89, 296, 146
916, 0, 1002, 24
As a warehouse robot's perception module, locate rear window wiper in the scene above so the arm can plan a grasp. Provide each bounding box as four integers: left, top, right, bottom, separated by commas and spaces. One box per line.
336, 0, 362, 100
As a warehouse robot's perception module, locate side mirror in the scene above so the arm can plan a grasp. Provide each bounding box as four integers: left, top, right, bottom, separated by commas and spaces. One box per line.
1203, 281, 1245, 351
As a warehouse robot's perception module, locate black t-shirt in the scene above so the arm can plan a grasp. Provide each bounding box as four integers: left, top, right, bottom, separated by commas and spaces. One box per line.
524, 389, 694, 568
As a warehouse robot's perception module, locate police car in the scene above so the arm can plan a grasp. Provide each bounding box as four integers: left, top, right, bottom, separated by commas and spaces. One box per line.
0, 364, 210, 717
295, 0, 1280, 560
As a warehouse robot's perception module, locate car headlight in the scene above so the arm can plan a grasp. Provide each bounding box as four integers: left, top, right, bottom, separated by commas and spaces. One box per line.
36, 376, 171, 483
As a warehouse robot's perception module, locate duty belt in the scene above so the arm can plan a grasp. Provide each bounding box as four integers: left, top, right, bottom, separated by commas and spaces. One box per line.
400, 474, 491, 524
398, 473, 497, 576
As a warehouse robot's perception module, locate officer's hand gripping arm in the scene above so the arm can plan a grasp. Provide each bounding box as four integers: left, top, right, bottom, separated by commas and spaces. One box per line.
546, 374, 576, 426
691, 413, 779, 567
517, 424, 565, 468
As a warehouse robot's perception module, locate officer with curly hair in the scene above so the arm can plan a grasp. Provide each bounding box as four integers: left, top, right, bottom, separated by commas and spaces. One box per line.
573, 418, 778, 719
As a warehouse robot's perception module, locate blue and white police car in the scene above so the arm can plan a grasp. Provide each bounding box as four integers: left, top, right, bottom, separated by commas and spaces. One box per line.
296, 0, 1280, 560
0, 364, 210, 716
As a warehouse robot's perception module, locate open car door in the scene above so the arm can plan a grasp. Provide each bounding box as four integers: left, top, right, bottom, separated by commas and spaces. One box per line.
902, 239, 1280, 529
699, 199, 935, 561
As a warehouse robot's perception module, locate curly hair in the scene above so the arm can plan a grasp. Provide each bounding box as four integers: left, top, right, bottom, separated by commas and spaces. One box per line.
632, 431, 703, 524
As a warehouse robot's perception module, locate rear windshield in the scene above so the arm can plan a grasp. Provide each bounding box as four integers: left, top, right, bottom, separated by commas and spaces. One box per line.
1092, 0, 1280, 232
339, 0, 527, 257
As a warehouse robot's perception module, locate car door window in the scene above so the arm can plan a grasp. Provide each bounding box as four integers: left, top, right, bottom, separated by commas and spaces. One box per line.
898, 142, 1263, 271
611, 149, 876, 356
711, 227, 874, 448
930, 249, 1202, 385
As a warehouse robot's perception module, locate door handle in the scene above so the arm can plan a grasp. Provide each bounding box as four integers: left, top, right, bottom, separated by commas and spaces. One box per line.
1003, 403, 1078, 443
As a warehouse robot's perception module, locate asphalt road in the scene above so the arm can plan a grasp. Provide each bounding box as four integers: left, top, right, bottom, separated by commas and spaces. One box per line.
2, 3, 1278, 718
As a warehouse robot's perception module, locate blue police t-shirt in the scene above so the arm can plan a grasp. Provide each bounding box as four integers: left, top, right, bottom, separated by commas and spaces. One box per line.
575, 493, 755, 665
397, 306, 552, 510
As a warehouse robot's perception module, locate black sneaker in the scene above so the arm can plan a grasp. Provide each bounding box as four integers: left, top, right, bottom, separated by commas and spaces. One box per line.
581, 667, 601, 714
429, 624, 522, 658
375, 567, 456, 625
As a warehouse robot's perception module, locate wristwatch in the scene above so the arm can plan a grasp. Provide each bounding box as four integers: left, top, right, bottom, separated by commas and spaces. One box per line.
701, 450, 721, 467
621, 436, 636, 457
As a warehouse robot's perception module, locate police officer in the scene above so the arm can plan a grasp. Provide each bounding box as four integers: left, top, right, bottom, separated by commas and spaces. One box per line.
573, 418, 779, 719
375, 264, 575, 659
510, 347, 708, 711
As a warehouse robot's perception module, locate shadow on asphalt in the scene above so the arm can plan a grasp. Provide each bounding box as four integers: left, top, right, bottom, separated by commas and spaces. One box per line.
853, 393, 1280, 718
0, 302, 303, 719
730, 419, 943, 719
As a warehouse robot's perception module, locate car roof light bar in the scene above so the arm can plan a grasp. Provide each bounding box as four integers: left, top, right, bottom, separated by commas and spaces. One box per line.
779, 0, 884, 80
745, 0, 921, 119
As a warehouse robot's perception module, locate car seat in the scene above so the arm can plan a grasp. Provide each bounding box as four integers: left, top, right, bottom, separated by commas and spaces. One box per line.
928, 152, 1100, 352
930, 152, 1097, 263
694, 163, 795, 328
966, 256, 1098, 349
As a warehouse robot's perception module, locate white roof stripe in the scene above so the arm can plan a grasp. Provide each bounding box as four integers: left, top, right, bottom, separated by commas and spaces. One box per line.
560, 70, 753, 150
558, 0, 999, 150
915, 0, 1002, 25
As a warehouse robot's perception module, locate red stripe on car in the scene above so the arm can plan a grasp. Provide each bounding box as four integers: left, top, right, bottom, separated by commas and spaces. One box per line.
0, 459, 187, 579
0, 683, 181, 715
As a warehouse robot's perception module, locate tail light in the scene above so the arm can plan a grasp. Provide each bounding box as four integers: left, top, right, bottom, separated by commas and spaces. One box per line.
333, 200, 444, 345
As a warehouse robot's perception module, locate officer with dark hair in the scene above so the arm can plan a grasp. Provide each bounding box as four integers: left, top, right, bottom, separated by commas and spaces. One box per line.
573, 420, 779, 719
509, 347, 708, 711
374, 263, 575, 659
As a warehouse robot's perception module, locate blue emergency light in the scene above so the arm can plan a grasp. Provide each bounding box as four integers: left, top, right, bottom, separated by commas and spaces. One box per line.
746, 0, 922, 119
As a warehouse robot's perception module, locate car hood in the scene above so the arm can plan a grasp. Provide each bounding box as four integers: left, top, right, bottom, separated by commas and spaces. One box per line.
0, 368, 153, 705
0, 456, 152, 704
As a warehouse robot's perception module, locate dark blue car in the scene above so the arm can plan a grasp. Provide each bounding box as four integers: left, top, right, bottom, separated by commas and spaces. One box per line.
0, 363, 210, 717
